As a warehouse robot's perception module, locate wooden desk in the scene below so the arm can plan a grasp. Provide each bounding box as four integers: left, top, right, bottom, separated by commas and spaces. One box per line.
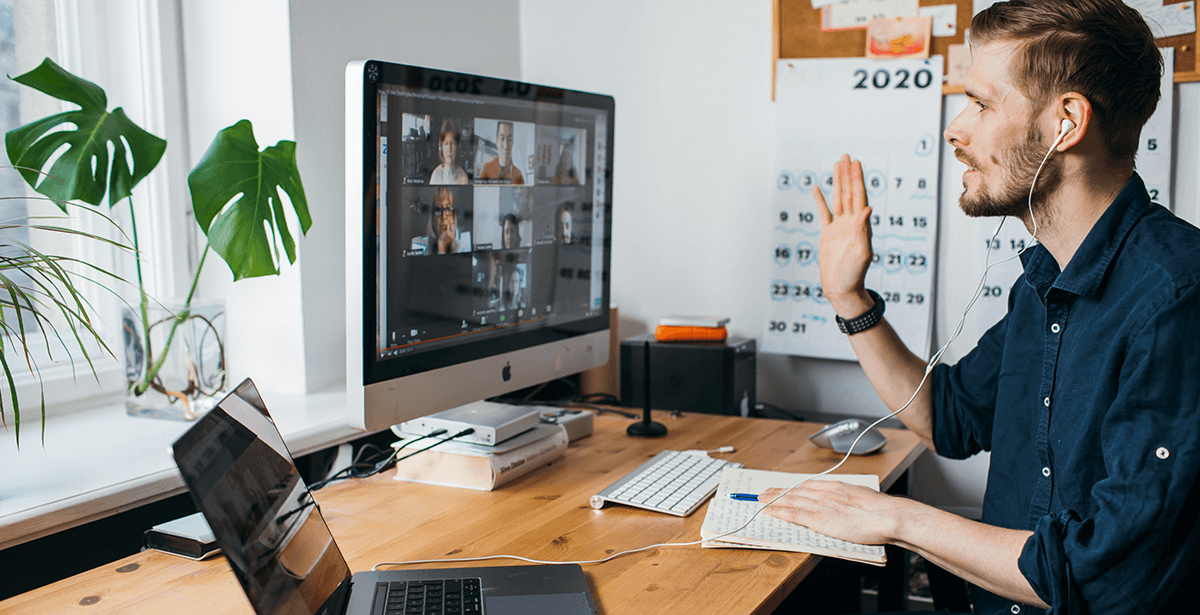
0, 412, 924, 614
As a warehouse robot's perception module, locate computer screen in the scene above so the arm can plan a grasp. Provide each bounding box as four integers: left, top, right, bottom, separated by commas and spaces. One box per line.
345, 61, 614, 431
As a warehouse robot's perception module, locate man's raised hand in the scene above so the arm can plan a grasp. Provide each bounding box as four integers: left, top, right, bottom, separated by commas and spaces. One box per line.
813, 154, 875, 317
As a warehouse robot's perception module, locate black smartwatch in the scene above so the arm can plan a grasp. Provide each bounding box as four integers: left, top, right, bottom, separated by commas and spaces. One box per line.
835, 289, 885, 335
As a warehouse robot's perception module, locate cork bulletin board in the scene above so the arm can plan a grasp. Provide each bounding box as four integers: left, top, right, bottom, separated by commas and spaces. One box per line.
772, 0, 1200, 97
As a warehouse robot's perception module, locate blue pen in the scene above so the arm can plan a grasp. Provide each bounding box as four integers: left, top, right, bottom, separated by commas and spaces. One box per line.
729, 493, 759, 501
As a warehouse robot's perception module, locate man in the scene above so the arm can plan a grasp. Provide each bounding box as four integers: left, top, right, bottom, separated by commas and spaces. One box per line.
479, 121, 524, 183
502, 212, 522, 249
764, 1, 1200, 613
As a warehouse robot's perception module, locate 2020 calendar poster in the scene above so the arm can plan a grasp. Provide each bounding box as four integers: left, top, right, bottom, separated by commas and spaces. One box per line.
762, 58, 943, 361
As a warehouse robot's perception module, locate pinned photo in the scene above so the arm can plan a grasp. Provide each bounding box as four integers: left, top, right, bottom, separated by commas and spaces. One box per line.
865, 16, 932, 59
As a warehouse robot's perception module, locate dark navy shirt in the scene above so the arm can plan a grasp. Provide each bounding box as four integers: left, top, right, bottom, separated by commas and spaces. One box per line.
930, 174, 1200, 615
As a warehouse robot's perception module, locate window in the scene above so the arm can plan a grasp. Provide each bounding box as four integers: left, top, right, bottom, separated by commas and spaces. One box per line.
0, 0, 192, 413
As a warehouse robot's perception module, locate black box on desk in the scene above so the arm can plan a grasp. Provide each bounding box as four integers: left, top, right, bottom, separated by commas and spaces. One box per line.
620, 334, 756, 416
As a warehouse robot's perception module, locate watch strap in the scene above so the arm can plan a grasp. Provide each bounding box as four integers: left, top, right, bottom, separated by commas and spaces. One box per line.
835, 289, 885, 335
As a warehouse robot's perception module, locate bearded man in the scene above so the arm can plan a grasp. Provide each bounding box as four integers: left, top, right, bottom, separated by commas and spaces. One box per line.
764, 2, 1200, 613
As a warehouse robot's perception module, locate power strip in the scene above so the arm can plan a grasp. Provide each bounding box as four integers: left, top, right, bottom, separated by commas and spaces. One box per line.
540, 409, 594, 442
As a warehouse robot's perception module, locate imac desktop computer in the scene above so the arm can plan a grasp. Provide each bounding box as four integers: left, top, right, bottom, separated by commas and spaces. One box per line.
345, 60, 615, 433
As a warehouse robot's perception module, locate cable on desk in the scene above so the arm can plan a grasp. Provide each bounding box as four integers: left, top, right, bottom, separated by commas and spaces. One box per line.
309, 428, 477, 491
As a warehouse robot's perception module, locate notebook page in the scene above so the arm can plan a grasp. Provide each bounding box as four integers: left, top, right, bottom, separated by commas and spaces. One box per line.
700, 468, 885, 564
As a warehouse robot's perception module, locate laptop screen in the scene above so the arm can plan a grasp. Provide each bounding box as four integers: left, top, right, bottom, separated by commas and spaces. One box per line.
173, 379, 352, 615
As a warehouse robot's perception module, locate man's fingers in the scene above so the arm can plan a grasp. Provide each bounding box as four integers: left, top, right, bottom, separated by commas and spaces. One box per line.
813, 186, 833, 226
829, 156, 845, 216
850, 159, 866, 213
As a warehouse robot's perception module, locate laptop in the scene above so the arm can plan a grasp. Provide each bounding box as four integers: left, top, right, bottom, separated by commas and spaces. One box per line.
171, 378, 597, 615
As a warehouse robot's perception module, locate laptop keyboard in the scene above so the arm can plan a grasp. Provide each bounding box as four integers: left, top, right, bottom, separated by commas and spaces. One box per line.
381, 578, 481, 615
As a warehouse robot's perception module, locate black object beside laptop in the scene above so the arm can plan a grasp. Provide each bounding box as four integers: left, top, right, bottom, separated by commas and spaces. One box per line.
171, 379, 597, 615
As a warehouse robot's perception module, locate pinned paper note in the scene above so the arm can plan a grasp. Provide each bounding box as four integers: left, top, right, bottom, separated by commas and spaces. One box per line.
947, 44, 972, 85
920, 4, 958, 37
1139, 2, 1197, 39
821, 0, 918, 31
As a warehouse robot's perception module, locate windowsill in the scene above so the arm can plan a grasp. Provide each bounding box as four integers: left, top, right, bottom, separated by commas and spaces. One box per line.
0, 387, 365, 552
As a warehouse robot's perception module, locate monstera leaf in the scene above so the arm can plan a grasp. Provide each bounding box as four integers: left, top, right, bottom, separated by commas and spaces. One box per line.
188, 120, 311, 280
5, 58, 166, 208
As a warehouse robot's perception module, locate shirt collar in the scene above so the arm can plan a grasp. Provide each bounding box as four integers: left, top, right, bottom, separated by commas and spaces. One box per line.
1019, 173, 1150, 299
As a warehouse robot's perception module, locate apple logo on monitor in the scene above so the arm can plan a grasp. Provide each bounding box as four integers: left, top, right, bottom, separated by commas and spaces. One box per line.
502, 362, 512, 382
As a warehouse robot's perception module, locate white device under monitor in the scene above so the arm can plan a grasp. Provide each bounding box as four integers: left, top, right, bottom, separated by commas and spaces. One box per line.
346, 60, 615, 432
401, 401, 542, 446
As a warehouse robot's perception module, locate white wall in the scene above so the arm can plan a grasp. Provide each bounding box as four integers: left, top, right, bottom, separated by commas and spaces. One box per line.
179, 0, 305, 396
287, 0, 524, 393
518, 0, 1200, 510
176, 0, 522, 396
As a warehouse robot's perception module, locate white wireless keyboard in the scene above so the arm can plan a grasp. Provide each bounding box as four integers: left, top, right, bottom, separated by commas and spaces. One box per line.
590, 450, 742, 517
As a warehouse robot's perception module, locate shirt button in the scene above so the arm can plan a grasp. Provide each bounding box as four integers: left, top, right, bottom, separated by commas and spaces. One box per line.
1042, 467, 1051, 477
1044, 397, 1051, 407
1011, 605, 1022, 614
1157, 447, 1170, 459
1051, 323, 1061, 333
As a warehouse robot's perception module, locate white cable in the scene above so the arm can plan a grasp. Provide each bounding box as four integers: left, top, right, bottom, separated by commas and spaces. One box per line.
374, 141, 1061, 572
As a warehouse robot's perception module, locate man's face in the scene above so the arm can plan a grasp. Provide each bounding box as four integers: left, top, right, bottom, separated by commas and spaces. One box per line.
559, 211, 573, 244
944, 42, 1062, 218
502, 218, 518, 248
497, 123, 514, 167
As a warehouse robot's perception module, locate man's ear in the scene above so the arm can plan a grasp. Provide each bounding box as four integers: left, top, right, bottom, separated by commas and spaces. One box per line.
1054, 92, 1092, 152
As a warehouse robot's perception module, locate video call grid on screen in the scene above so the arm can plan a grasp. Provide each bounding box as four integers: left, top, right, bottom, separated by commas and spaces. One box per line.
375, 83, 608, 360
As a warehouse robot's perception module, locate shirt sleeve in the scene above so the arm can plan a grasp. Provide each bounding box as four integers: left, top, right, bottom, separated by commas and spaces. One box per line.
928, 284, 1017, 459
1017, 283, 1200, 614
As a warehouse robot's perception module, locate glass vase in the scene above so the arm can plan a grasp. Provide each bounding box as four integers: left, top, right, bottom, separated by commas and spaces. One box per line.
123, 299, 227, 420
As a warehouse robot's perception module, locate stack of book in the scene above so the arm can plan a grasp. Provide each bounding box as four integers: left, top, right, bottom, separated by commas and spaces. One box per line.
390, 423, 569, 491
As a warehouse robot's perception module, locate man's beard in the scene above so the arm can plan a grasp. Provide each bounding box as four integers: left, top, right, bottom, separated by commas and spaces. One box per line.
957, 126, 1062, 221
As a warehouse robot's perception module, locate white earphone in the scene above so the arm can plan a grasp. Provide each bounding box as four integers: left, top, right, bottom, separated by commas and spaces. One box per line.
1051, 118, 1075, 151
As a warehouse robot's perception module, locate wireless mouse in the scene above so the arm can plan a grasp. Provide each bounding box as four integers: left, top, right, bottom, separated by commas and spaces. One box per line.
808, 418, 888, 455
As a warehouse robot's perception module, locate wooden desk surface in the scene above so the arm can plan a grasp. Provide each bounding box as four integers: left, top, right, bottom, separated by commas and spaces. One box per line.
1, 412, 924, 615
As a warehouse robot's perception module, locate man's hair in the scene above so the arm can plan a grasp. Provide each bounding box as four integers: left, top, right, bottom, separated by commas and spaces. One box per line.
496, 121, 513, 135
971, 0, 1162, 162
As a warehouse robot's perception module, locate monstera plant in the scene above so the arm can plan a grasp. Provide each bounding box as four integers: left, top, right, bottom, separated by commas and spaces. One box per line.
3, 58, 311, 443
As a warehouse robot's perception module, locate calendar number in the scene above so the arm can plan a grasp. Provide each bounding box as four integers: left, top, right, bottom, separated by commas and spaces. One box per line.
982, 285, 1003, 298
1149, 189, 1160, 201
854, 68, 934, 90
768, 320, 807, 334
1147, 138, 1158, 151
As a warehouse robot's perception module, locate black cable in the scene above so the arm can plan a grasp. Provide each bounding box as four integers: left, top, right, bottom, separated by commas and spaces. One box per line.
753, 402, 807, 422
309, 428, 452, 491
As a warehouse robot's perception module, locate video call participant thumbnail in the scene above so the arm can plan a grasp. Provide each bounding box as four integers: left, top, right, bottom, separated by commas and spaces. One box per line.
477, 119, 532, 184
430, 118, 470, 185
409, 187, 472, 255
534, 125, 587, 186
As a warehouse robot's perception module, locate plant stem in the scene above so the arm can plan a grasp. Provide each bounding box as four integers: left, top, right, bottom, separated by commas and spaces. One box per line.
135, 247, 209, 395
128, 197, 152, 393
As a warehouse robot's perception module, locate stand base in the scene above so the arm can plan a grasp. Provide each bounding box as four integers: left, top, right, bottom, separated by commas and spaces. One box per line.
627, 420, 668, 438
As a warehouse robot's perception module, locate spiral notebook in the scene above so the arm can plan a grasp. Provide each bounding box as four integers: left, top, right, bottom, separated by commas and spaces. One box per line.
699, 468, 886, 566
